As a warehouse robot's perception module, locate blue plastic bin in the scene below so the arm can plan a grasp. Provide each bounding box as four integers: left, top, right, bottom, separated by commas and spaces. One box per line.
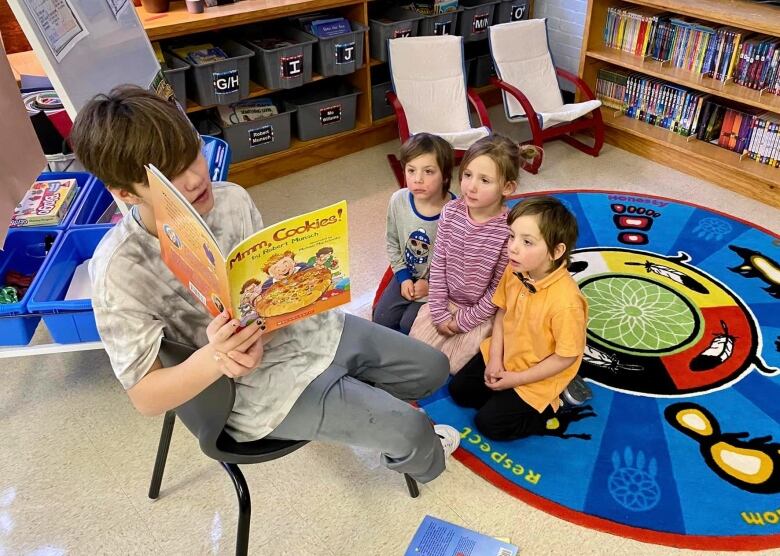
0, 230, 60, 345
69, 178, 116, 227
202, 135, 232, 182
10, 172, 93, 231
28, 227, 110, 343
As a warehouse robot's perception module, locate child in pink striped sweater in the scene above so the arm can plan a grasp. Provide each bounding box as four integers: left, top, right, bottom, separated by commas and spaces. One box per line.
409, 135, 540, 373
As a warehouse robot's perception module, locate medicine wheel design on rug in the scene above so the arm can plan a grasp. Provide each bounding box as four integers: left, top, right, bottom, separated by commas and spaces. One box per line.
419, 190, 780, 550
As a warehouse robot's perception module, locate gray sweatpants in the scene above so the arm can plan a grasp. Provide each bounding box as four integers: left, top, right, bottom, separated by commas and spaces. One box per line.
267, 314, 450, 483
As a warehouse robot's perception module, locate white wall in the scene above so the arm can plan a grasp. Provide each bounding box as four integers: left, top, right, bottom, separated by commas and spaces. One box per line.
533, 0, 587, 92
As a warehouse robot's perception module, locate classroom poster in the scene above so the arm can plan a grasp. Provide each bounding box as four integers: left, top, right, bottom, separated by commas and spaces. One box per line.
21, 0, 88, 62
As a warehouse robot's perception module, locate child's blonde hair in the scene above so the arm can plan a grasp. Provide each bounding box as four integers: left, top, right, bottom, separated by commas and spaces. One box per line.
399, 132, 455, 194
508, 196, 578, 269
459, 135, 541, 186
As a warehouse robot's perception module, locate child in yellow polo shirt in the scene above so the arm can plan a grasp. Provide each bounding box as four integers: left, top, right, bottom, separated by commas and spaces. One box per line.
448, 196, 590, 440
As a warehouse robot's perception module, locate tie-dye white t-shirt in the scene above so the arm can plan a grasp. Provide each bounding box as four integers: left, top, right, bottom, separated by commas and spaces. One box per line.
89, 182, 345, 441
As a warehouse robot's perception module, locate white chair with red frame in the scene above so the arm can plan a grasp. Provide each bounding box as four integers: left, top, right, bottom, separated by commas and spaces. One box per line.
385, 34, 492, 186
488, 18, 604, 174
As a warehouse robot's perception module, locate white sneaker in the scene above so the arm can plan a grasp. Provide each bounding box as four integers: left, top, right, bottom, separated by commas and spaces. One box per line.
434, 424, 460, 458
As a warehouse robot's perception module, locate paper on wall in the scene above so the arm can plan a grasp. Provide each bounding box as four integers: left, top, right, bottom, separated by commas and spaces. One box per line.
21, 0, 89, 62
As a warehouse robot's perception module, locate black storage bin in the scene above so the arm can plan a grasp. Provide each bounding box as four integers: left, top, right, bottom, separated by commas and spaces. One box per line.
175, 40, 254, 106
371, 81, 395, 121
244, 27, 317, 90
458, 0, 499, 41
162, 53, 189, 104
469, 54, 496, 86
369, 10, 423, 62
220, 102, 295, 162
285, 84, 361, 141
312, 21, 367, 76
419, 8, 462, 36
494, 0, 530, 23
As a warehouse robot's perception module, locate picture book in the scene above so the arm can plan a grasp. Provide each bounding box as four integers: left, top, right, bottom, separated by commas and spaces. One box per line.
10, 178, 78, 227
404, 515, 518, 556
146, 165, 350, 332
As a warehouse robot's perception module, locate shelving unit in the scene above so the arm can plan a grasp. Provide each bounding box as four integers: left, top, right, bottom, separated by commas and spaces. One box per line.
579, 0, 780, 208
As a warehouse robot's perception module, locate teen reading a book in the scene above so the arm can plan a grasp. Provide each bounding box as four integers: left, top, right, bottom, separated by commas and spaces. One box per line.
373, 133, 455, 335
448, 197, 592, 440
72, 86, 460, 484
408, 135, 539, 374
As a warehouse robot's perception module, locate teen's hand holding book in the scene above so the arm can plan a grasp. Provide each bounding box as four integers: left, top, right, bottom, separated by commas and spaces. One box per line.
206, 312, 265, 379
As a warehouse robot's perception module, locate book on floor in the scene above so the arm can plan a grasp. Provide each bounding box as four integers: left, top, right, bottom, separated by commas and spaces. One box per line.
404, 515, 519, 556
146, 164, 350, 331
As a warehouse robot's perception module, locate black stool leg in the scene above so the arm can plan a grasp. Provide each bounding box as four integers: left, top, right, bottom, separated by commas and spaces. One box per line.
148, 410, 176, 499
404, 473, 419, 498
221, 462, 251, 556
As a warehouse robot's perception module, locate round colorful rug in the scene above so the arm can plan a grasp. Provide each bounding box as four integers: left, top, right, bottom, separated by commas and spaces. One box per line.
420, 190, 780, 551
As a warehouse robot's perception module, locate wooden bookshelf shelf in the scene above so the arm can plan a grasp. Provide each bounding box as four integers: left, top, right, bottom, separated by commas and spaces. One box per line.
585, 47, 780, 113
580, 0, 780, 208
139, 0, 362, 40
611, 0, 780, 37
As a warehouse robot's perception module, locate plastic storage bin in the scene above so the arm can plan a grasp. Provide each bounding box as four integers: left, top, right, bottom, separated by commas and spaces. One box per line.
28, 227, 111, 344
458, 0, 499, 41
202, 135, 232, 181
220, 104, 295, 162
285, 84, 360, 141
311, 22, 367, 76
371, 80, 394, 121
469, 54, 496, 86
369, 11, 423, 62
69, 178, 115, 227
162, 53, 189, 104
419, 9, 461, 36
176, 40, 254, 106
244, 28, 317, 89
11, 171, 93, 231
0, 230, 59, 345
494, 0, 530, 24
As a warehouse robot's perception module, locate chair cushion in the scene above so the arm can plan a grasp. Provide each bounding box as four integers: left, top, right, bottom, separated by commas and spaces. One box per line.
389, 35, 486, 150
490, 19, 601, 129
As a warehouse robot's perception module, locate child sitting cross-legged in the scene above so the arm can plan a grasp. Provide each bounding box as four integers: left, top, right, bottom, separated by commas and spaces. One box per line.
448, 196, 592, 440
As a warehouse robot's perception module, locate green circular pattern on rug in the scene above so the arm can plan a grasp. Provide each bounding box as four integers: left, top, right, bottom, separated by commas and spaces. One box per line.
582, 275, 700, 354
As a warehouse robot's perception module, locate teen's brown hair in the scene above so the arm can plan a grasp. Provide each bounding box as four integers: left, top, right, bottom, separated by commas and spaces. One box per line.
507, 196, 578, 269
70, 85, 200, 194
399, 132, 455, 194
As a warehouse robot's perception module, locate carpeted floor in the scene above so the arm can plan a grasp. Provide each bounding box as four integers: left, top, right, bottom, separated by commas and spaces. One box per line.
420, 190, 780, 551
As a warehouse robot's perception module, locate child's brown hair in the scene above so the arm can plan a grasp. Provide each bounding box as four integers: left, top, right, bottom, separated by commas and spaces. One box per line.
70, 85, 200, 194
507, 196, 578, 269
399, 132, 455, 194
241, 278, 261, 294
459, 135, 541, 186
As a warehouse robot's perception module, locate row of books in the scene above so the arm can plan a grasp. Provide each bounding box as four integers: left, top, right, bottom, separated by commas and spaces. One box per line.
603, 7, 780, 93
596, 68, 780, 167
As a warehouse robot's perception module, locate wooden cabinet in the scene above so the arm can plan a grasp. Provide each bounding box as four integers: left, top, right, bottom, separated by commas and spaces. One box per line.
137, 0, 397, 186
578, 0, 780, 208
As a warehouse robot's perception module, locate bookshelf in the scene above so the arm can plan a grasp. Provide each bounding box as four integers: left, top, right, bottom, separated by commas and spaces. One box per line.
579, 0, 780, 208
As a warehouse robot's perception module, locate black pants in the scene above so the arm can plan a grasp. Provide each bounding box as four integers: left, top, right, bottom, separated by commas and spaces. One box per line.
448, 352, 554, 441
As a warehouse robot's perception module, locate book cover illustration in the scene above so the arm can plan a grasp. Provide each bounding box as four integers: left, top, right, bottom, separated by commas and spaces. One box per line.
405, 515, 518, 556
147, 164, 350, 332
10, 178, 78, 227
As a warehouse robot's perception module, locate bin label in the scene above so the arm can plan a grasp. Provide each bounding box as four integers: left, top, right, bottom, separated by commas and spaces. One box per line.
335, 42, 356, 64
393, 27, 412, 38
281, 55, 304, 79
249, 125, 274, 147
472, 12, 490, 33
320, 104, 342, 126
510, 4, 527, 21
213, 70, 240, 95
433, 21, 453, 35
